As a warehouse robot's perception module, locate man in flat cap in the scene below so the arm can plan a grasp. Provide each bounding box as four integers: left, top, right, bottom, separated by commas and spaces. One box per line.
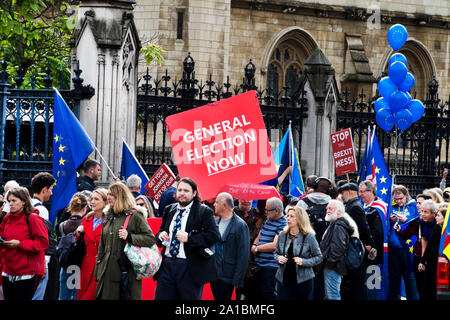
338, 182, 374, 300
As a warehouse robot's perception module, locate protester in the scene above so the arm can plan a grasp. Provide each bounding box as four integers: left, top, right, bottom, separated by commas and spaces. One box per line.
423, 188, 443, 204
320, 199, 354, 300
395, 198, 437, 300
301, 175, 318, 198
154, 177, 220, 300
440, 168, 448, 191
416, 194, 432, 215
0, 187, 48, 300
126, 174, 157, 217
296, 176, 333, 300
388, 185, 420, 300
158, 176, 180, 218
58, 193, 88, 300
443, 188, 450, 203
211, 192, 250, 300
339, 182, 374, 300
275, 206, 322, 300
252, 197, 287, 300
2, 180, 20, 213
76, 188, 107, 300
30, 172, 58, 301
358, 180, 386, 299
77, 158, 101, 192
233, 198, 265, 300
419, 204, 447, 300
136, 195, 155, 218
94, 182, 155, 300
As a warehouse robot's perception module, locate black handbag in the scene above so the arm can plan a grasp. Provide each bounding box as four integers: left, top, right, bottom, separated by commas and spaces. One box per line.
67, 233, 86, 267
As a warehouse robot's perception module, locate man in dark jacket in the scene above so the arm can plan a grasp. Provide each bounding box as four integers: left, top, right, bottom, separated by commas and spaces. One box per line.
76, 158, 101, 192
211, 192, 250, 300
358, 180, 386, 299
154, 177, 221, 300
321, 199, 353, 300
339, 182, 374, 300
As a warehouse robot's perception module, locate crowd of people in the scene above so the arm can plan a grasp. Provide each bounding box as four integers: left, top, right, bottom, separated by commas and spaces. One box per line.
0, 157, 448, 301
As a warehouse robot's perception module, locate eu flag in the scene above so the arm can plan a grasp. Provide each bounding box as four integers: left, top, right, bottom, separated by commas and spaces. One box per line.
358, 126, 391, 299
120, 138, 149, 195
274, 124, 305, 197
51, 89, 95, 225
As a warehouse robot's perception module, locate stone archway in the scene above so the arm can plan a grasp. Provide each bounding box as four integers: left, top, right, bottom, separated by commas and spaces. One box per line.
261, 27, 319, 94
377, 38, 436, 100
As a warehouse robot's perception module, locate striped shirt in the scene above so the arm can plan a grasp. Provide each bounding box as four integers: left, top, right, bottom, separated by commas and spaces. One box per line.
255, 215, 287, 269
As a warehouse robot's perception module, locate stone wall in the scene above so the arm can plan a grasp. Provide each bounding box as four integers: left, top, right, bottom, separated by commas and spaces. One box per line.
134, 0, 449, 99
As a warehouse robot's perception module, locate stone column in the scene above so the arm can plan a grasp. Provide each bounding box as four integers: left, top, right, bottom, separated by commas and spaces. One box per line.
70, 0, 141, 181
297, 48, 339, 179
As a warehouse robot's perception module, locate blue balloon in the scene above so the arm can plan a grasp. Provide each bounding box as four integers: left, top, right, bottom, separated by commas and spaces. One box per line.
405, 91, 412, 103
388, 61, 407, 85
408, 99, 425, 122
389, 53, 407, 67
387, 24, 408, 50
389, 91, 409, 112
374, 97, 390, 113
376, 108, 394, 132
398, 72, 415, 92
378, 77, 397, 99
394, 109, 413, 130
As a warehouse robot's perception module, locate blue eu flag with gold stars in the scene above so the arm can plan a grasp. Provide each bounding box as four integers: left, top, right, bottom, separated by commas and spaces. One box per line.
50, 89, 94, 225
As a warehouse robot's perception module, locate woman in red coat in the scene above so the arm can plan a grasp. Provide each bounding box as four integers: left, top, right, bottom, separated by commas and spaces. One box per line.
0, 187, 48, 300
76, 188, 107, 300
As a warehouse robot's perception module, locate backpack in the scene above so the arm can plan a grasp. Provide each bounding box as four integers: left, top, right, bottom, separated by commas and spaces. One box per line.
56, 222, 77, 269
33, 203, 57, 256
302, 197, 329, 242
345, 236, 365, 270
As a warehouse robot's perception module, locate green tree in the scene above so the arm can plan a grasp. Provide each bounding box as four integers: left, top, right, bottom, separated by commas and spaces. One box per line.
0, 0, 78, 88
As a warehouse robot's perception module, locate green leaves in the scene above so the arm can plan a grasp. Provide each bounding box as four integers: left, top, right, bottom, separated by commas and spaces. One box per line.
142, 43, 166, 66
0, 0, 74, 88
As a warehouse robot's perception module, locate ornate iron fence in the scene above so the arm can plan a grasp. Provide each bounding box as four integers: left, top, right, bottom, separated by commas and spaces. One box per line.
136, 53, 309, 177
0, 59, 94, 188
336, 77, 450, 197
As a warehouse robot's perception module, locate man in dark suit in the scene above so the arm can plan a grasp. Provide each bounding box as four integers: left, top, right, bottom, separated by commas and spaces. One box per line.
154, 177, 221, 300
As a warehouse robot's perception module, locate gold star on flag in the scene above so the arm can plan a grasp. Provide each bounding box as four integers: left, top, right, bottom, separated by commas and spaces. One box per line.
381, 187, 387, 195
54, 134, 59, 143
59, 157, 66, 166
380, 176, 387, 183
375, 167, 380, 174
59, 144, 66, 152
409, 246, 414, 253
57, 170, 60, 177
406, 239, 411, 245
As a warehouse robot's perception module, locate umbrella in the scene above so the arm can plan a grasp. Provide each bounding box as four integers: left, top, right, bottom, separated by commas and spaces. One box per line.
219, 182, 282, 200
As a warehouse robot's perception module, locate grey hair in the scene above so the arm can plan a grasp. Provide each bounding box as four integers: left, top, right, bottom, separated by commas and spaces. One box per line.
218, 192, 234, 209
126, 174, 142, 189
422, 199, 438, 213
4, 180, 20, 191
328, 199, 345, 216
268, 197, 284, 214
360, 179, 377, 196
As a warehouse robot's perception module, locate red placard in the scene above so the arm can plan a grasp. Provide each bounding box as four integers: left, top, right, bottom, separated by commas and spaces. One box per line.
165, 91, 277, 201
144, 163, 176, 204
330, 128, 358, 176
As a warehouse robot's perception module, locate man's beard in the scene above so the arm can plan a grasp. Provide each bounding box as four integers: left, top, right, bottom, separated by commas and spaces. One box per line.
325, 212, 338, 223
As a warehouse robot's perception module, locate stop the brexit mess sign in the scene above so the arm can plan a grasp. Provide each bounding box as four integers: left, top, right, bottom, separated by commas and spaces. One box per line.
330, 128, 357, 176
165, 90, 277, 200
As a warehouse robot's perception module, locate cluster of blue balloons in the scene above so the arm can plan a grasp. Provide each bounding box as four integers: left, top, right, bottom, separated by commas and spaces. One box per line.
375, 24, 425, 132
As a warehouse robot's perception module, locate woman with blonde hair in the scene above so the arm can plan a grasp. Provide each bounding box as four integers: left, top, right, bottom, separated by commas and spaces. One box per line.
94, 182, 155, 300
135, 195, 155, 218
274, 206, 322, 300
76, 188, 108, 300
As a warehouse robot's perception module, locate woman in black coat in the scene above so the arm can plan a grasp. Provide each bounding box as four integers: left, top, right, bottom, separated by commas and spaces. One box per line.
418, 204, 447, 300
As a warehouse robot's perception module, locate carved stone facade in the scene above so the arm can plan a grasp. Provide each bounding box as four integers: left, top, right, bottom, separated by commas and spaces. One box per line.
135, 0, 449, 100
